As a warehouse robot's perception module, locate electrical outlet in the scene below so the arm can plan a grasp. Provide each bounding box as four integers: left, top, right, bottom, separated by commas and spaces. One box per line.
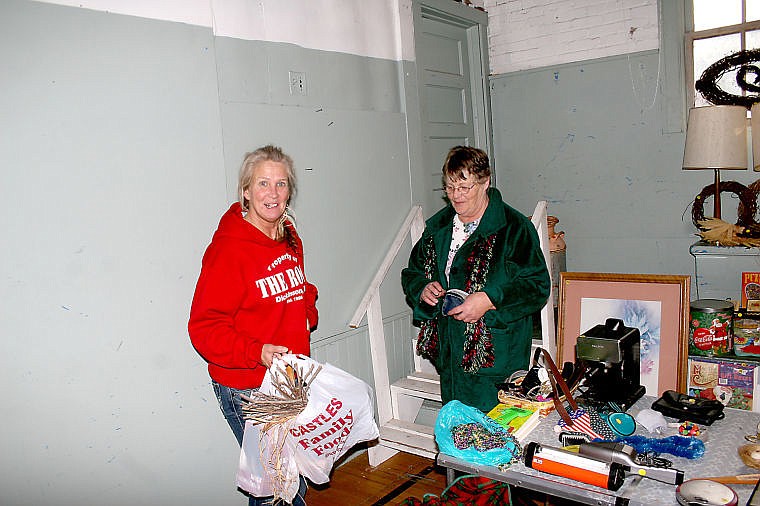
289, 71, 307, 96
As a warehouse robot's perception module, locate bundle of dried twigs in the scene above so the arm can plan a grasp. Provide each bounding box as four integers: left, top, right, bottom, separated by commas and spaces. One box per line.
240, 360, 324, 502
241, 361, 322, 430
697, 218, 760, 247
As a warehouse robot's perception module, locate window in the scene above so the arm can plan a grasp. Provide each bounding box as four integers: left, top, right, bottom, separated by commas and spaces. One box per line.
686, 0, 760, 107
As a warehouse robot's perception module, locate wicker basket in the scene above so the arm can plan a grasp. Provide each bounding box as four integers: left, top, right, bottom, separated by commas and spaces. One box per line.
497, 374, 581, 418
496, 392, 556, 417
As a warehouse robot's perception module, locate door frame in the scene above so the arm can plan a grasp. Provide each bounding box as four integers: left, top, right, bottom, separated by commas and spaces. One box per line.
407, 0, 494, 211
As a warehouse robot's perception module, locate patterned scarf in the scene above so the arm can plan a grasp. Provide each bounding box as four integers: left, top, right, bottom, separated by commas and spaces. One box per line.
416, 231, 498, 373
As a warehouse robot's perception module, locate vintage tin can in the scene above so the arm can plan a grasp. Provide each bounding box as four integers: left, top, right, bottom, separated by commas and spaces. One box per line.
689, 299, 734, 356
733, 310, 760, 357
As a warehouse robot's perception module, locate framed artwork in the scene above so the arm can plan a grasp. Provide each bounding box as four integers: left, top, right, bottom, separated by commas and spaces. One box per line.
557, 272, 690, 395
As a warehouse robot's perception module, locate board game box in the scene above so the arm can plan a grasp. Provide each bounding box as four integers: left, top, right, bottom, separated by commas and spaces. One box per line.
742, 271, 760, 310
687, 356, 760, 411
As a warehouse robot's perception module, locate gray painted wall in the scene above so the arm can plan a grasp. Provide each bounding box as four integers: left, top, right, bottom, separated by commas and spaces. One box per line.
2, 0, 732, 505
214, 36, 413, 336
490, 42, 759, 298
0, 2, 232, 505
1, 1, 416, 504
490, 50, 699, 279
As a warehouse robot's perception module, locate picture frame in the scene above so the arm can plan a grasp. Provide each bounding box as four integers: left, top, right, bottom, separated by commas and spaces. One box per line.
557, 272, 690, 395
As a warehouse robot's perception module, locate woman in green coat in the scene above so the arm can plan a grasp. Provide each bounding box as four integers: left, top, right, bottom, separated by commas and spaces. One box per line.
401, 146, 551, 412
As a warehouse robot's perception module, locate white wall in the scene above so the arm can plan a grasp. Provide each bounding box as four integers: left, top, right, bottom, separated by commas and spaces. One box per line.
34, 0, 413, 60
33, 0, 658, 70
484, 0, 659, 74
34, 0, 657, 74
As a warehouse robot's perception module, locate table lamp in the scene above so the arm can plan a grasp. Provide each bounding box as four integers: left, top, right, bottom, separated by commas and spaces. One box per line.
683, 105, 748, 219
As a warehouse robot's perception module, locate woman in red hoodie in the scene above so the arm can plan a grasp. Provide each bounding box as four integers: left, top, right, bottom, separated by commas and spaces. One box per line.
189, 145, 318, 506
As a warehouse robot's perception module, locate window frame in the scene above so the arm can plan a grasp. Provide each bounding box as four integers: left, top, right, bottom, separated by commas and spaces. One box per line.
685, 1, 760, 108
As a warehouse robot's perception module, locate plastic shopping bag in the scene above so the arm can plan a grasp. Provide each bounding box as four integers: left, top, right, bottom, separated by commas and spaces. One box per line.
435, 400, 521, 468
283, 355, 379, 483
236, 355, 379, 501
236, 421, 300, 501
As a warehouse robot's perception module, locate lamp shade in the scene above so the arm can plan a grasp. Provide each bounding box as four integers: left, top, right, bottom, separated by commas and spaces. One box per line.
683, 105, 748, 171
751, 102, 760, 170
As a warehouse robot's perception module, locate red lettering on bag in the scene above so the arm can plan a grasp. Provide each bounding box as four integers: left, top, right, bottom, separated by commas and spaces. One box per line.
326, 397, 342, 416
312, 425, 352, 457
294, 409, 355, 457
291, 399, 346, 439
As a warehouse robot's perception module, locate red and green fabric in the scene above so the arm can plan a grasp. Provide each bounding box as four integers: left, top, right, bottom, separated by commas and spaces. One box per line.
398, 475, 511, 506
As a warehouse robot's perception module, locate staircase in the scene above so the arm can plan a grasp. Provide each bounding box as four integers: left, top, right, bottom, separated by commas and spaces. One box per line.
350, 202, 556, 467
348, 206, 438, 465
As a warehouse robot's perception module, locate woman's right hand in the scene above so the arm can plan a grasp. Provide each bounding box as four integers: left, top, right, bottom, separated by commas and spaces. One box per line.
261, 344, 289, 368
421, 281, 444, 306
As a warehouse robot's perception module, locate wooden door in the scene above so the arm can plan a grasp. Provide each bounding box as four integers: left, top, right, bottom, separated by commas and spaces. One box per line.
414, 1, 491, 217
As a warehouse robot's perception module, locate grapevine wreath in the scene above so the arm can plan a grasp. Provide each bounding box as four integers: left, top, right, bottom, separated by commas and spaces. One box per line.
691, 180, 760, 246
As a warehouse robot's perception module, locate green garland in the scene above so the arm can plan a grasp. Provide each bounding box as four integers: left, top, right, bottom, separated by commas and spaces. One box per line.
416, 232, 498, 373
416, 236, 440, 362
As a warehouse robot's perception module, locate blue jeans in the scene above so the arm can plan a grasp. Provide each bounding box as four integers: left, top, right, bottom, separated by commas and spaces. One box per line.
213, 381, 308, 506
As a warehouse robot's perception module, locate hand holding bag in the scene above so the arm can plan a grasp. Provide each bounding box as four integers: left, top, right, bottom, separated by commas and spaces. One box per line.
287, 356, 380, 483
236, 355, 380, 502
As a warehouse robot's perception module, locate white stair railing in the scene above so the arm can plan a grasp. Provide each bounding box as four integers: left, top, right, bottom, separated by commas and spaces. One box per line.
350, 201, 556, 466
530, 200, 557, 360
349, 206, 425, 426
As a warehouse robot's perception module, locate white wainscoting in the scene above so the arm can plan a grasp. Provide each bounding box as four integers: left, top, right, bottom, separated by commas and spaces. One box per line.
311, 311, 416, 397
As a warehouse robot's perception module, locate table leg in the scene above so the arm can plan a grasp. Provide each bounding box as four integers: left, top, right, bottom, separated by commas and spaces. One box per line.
446, 466, 456, 485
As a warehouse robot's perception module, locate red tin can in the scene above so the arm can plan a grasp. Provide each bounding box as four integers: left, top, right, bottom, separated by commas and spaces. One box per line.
689, 299, 734, 357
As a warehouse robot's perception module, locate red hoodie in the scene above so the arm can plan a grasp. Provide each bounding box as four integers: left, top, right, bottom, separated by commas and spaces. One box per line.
188, 203, 318, 389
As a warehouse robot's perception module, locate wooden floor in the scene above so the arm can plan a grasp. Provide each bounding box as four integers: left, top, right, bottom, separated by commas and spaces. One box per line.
306, 450, 568, 506
307, 451, 447, 506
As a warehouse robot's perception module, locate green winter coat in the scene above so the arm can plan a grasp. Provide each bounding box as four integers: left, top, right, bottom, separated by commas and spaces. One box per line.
401, 188, 550, 412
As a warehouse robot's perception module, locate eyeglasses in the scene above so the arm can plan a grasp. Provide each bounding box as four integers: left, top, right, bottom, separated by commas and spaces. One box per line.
443, 181, 480, 195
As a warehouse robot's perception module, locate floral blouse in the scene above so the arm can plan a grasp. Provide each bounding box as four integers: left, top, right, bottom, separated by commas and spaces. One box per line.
445, 214, 480, 280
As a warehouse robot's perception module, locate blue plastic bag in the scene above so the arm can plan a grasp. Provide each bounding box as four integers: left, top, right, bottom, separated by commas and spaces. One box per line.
435, 400, 521, 468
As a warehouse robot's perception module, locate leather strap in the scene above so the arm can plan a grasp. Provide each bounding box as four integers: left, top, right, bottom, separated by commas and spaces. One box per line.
540, 348, 578, 425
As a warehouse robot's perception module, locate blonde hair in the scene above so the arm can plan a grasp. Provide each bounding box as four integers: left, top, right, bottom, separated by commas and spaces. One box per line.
237, 145, 298, 245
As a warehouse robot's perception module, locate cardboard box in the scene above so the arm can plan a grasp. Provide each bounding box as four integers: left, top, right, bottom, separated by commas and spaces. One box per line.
687, 356, 760, 411
742, 272, 760, 310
